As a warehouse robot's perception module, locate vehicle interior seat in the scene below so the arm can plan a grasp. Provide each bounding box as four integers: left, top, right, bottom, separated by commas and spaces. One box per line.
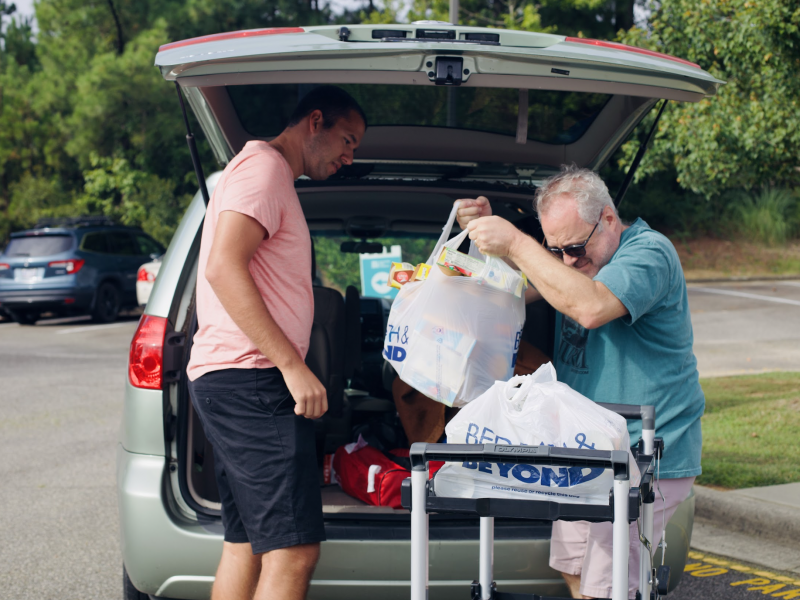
306, 286, 347, 418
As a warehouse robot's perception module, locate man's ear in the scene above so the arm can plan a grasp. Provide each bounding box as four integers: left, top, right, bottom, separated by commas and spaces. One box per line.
602, 205, 617, 228
308, 109, 324, 134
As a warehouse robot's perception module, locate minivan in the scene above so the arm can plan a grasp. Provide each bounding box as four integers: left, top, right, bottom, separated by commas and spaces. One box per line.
117, 23, 722, 600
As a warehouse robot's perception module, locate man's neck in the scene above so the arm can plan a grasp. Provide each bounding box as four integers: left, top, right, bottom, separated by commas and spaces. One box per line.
268, 133, 304, 180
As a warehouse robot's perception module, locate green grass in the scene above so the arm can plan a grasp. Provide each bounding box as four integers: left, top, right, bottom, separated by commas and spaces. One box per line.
697, 372, 800, 489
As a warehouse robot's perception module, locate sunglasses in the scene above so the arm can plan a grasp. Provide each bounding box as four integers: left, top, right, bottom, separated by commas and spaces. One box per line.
543, 221, 599, 258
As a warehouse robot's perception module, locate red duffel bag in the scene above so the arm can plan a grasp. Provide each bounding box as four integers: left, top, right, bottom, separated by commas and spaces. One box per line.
332, 443, 443, 509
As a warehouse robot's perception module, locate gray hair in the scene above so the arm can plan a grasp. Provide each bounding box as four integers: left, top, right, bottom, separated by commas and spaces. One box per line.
534, 165, 617, 226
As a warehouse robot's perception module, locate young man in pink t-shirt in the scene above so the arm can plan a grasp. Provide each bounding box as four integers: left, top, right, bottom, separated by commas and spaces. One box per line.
187, 86, 366, 600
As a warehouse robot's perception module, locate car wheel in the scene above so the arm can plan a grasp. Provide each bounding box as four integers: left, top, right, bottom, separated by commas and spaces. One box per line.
92, 282, 121, 323
12, 311, 39, 326
123, 566, 149, 600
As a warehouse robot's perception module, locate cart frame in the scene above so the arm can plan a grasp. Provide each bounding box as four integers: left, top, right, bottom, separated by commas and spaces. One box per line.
404, 403, 664, 600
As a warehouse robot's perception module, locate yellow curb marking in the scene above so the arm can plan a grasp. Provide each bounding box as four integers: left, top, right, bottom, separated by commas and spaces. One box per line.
685, 555, 800, 596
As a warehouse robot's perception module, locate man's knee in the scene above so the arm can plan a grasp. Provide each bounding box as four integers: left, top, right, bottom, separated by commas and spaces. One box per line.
261, 542, 320, 574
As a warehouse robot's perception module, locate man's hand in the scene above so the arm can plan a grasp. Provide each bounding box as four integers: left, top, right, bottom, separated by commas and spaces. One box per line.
466, 216, 524, 258
456, 196, 491, 230
282, 362, 328, 419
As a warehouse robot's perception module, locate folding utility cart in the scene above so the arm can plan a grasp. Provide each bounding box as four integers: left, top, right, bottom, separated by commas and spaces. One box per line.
402, 404, 669, 600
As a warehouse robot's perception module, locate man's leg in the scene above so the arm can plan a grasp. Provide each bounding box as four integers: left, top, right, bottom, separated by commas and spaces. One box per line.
254, 542, 321, 600
550, 520, 591, 599
578, 477, 697, 599
562, 572, 587, 598
211, 542, 261, 600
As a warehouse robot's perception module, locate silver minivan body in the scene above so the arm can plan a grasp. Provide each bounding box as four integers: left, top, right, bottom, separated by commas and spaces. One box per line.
118, 23, 718, 599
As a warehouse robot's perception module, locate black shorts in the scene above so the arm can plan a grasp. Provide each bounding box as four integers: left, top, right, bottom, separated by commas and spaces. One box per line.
188, 367, 326, 554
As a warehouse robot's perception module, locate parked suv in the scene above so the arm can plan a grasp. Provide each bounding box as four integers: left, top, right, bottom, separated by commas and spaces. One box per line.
0, 217, 164, 324
118, 23, 722, 600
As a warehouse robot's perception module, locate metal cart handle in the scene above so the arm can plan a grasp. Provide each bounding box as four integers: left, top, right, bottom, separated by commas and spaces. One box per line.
409, 442, 630, 479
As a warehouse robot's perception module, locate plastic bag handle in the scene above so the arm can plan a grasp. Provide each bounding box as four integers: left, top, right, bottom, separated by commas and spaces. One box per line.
503, 375, 535, 405
426, 201, 466, 266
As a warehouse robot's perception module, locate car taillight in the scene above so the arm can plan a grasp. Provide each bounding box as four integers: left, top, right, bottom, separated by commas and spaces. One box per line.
129, 315, 168, 389
137, 267, 155, 282
565, 37, 701, 69
48, 259, 85, 274
0, 263, 9, 271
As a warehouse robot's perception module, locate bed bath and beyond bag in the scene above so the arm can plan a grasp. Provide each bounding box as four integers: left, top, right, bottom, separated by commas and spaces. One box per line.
434, 363, 640, 505
383, 203, 526, 407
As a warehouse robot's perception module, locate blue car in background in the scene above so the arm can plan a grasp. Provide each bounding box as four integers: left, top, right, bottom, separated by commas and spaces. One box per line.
0, 217, 164, 325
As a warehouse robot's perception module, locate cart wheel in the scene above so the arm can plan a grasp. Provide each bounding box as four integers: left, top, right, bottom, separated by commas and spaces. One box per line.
656, 565, 671, 597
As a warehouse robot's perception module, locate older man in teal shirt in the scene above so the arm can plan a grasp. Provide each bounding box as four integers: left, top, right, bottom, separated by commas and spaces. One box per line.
457, 165, 703, 600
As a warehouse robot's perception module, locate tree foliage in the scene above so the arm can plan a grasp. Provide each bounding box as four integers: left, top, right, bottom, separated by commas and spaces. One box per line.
0, 0, 798, 249
618, 0, 800, 197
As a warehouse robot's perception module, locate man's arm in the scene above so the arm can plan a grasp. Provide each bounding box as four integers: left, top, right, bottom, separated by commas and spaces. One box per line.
205, 210, 327, 419
468, 217, 627, 329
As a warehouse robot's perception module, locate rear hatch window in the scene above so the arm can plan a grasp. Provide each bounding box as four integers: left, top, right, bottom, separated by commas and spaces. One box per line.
4, 235, 73, 257
229, 84, 610, 146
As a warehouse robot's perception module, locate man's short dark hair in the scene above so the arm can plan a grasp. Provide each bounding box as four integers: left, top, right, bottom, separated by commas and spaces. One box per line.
286, 85, 367, 130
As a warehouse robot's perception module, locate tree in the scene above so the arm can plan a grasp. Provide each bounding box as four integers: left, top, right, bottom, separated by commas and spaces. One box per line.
362, 0, 640, 38
618, 0, 800, 197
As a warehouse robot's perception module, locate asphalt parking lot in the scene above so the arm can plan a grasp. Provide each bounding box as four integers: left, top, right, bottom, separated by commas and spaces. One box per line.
0, 279, 798, 599
0, 314, 139, 600
687, 280, 800, 377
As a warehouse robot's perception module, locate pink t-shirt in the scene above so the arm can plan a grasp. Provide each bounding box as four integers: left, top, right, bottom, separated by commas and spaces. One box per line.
187, 141, 313, 381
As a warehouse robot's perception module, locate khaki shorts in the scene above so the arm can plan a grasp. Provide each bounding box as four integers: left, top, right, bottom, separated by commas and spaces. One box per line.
549, 476, 695, 599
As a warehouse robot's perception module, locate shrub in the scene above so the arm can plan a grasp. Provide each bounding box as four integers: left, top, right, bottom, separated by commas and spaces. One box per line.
728, 188, 798, 246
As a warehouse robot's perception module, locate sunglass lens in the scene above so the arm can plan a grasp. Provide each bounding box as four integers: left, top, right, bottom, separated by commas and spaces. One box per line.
564, 246, 587, 258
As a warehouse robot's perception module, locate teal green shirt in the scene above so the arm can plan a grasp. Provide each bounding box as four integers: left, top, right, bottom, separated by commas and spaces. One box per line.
554, 219, 704, 478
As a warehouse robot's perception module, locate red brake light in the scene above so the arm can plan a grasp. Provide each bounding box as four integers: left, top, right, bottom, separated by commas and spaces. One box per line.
137, 267, 155, 282
0, 263, 9, 271
159, 27, 305, 52
565, 37, 701, 69
48, 259, 85, 274
129, 315, 168, 389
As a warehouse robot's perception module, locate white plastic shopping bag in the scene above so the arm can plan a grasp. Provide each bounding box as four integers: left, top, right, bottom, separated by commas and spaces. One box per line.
434, 363, 640, 505
383, 203, 526, 407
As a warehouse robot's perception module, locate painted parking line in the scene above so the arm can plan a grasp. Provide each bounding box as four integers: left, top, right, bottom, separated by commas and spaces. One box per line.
683, 551, 800, 598
689, 287, 800, 307
55, 322, 131, 335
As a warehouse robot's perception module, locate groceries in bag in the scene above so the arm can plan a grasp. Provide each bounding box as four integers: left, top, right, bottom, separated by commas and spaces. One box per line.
332, 436, 443, 509
388, 262, 416, 289
383, 202, 527, 407
434, 363, 640, 505
436, 246, 527, 297
389, 261, 432, 289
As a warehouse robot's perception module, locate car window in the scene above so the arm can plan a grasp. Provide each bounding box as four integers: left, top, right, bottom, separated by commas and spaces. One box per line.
81, 232, 110, 253
107, 232, 139, 256
3, 234, 73, 257
312, 234, 437, 299
135, 234, 164, 257
228, 84, 611, 145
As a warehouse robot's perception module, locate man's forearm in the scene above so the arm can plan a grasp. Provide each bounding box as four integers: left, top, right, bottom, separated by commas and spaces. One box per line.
508, 235, 614, 327
207, 264, 305, 371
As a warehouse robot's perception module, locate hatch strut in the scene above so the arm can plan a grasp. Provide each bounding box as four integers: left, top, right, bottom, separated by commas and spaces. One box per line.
613, 99, 668, 209
175, 82, 211, 207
